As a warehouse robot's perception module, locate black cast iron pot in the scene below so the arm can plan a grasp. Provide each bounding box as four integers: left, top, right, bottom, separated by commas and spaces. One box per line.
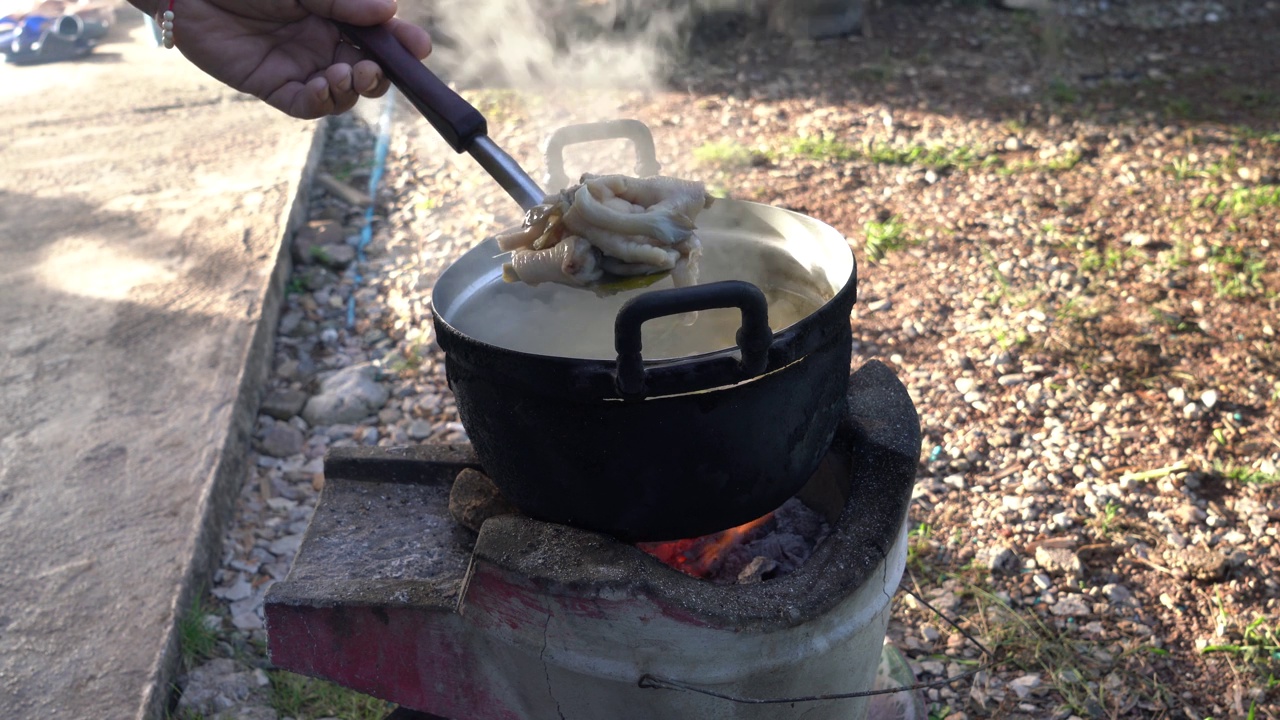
432, 198, 858, 542
335, 24, 859, 541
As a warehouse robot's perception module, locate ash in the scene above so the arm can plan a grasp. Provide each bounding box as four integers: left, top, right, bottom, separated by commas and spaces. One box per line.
715, 498, 830, 584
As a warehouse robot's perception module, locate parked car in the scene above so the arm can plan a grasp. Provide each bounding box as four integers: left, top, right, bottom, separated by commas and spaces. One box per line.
0, 0, 116, 64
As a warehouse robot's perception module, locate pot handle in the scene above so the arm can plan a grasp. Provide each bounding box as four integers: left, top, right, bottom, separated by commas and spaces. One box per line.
543, 120, 663, 191
614, 281, 772, 397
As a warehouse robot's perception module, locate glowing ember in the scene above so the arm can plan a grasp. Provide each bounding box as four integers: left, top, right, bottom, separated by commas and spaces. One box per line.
637, 513, 775, 579
636, 498, 831, 584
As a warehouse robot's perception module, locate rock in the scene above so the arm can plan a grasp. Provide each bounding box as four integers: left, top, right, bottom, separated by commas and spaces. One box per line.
449, 468, 518, 532
1168, 547, 1227, 582
407, 419, 434, 440
1103, 583, 1136, 606
231, 608, 264, 631
1008, 673, 1042, 699
1035, 545, 1083, 578
176, 659, 271, 718
268, 533, 304, 557
1200, 389, 1219, 408
1032, 573, 1052, 590
260, 388, 309, 421
302, 363, 389, 426
259, 424, 304, 458
212, 576, 253, 602
1049, 594, 1092, 617
979, 545, 1019, 574
954, 377, 977, 394
1167, 387, 1187, 405
1170, 503, 1207, 525
312, 243, 357, 270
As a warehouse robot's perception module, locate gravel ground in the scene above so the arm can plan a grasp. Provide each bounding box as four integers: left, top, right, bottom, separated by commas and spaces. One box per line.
173, 2, 1279, 719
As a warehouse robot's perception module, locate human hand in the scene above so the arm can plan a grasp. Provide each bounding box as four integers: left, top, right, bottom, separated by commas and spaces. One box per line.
131, 0, 432, 119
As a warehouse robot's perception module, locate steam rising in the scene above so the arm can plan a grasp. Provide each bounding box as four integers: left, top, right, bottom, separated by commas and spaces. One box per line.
423, 0, 762, 90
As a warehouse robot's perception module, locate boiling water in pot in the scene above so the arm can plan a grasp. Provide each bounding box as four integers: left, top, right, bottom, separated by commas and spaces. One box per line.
446, 228, 835, 360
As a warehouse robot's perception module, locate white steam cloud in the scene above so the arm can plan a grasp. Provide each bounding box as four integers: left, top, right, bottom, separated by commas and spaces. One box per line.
422, 0, 765, 90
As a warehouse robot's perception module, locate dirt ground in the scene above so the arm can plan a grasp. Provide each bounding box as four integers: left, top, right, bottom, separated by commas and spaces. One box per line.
175, 1, 1280, 718
356, 2, 1280, 718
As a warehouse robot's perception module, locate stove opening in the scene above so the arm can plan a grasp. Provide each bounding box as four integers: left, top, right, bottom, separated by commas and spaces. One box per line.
636, 497, 831, 584
636, 446, 852, 584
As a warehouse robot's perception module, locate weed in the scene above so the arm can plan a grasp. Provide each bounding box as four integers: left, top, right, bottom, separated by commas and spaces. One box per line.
177, 594, 218, 670
788, 136, 858, 162
1201, 615, 1280, 670
308, 245, 333, 265
1206, 186, 1280, 216
1048, 78, 1079, 105
693, 141, 762, 169
1223, 86, 1277, 111
1093, 501, 1120, 538
285, 276, 307, 296
1165, 97, 1193, 119
1205, 244, 1269, 298
865, 142, 986, 171
863, 215, 909, 263
1214, 461, 1279, 485
269, 671, 392, 720
999, 150, 1082, 175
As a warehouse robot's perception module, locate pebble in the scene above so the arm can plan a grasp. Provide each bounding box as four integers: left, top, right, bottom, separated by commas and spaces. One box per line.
1049, 594, 1092, 617
1035, 545, 1083, 578
1008, 674, 1042, 699
954, 377, 977, 394
1200, 389, 1219, 408
258, 424, 304, 459
301, 363, 389, 426
259, 389, 309, 421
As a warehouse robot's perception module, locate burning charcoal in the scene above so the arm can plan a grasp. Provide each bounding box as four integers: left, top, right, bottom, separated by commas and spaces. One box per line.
449, 468, 518, 532
736, 556, 778, 584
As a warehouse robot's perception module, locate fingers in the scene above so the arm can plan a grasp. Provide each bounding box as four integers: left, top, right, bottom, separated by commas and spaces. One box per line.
386, 17, 432, 59
351, 60, 390, 98
299, 0, 398, 25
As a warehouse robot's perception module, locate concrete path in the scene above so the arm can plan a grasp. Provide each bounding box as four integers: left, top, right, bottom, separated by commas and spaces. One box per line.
0, 8, 321, 719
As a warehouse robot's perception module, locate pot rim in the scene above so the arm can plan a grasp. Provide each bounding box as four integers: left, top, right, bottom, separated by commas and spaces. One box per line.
430, 199, 858, 400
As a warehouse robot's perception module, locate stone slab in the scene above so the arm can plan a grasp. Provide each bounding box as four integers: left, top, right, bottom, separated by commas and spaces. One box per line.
0, 8, 322, 719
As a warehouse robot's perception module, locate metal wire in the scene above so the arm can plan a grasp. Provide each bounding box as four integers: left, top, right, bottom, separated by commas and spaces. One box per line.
637, 582, 992, 704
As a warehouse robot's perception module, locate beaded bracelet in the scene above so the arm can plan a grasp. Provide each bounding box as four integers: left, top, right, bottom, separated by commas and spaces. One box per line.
159, 0, 174, 48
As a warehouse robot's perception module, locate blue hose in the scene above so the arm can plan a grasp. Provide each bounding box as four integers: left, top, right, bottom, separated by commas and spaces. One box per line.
347, 90, 397, 330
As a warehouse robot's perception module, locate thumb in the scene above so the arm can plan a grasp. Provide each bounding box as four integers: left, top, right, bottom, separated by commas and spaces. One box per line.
297, 0, 398, 25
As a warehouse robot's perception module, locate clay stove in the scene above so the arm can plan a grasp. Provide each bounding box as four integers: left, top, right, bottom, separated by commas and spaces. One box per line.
264, 360, 920, 720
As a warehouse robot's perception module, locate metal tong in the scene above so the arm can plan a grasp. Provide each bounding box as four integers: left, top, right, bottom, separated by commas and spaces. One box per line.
335, 22, 546, 211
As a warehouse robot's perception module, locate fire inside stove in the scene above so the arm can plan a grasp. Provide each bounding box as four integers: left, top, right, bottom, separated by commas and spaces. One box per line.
636, 498, 831, 583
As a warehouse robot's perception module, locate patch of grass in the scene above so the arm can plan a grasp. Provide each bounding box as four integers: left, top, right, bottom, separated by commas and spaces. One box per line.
693, 140, 762, 169
1164, 97, 1193, 119
285, 276, 307, 296
1204, 244, 1269, 299
968, 588, 1174, 716
862, 215, 909, 263
1201, 185, 1280, 216
788, 136, 858, 162
308, 245, 333, 265
269, 671, 392, 720
177, 594, 218, 670
865, 142, 987, 171
1092, 501, 1120, 538
1201, 615, 1280, 671
999, 150, 1083, 175
1214, 461, 1280, 485
1222, 86, 1277, 111
1048, 78, 1079, 105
